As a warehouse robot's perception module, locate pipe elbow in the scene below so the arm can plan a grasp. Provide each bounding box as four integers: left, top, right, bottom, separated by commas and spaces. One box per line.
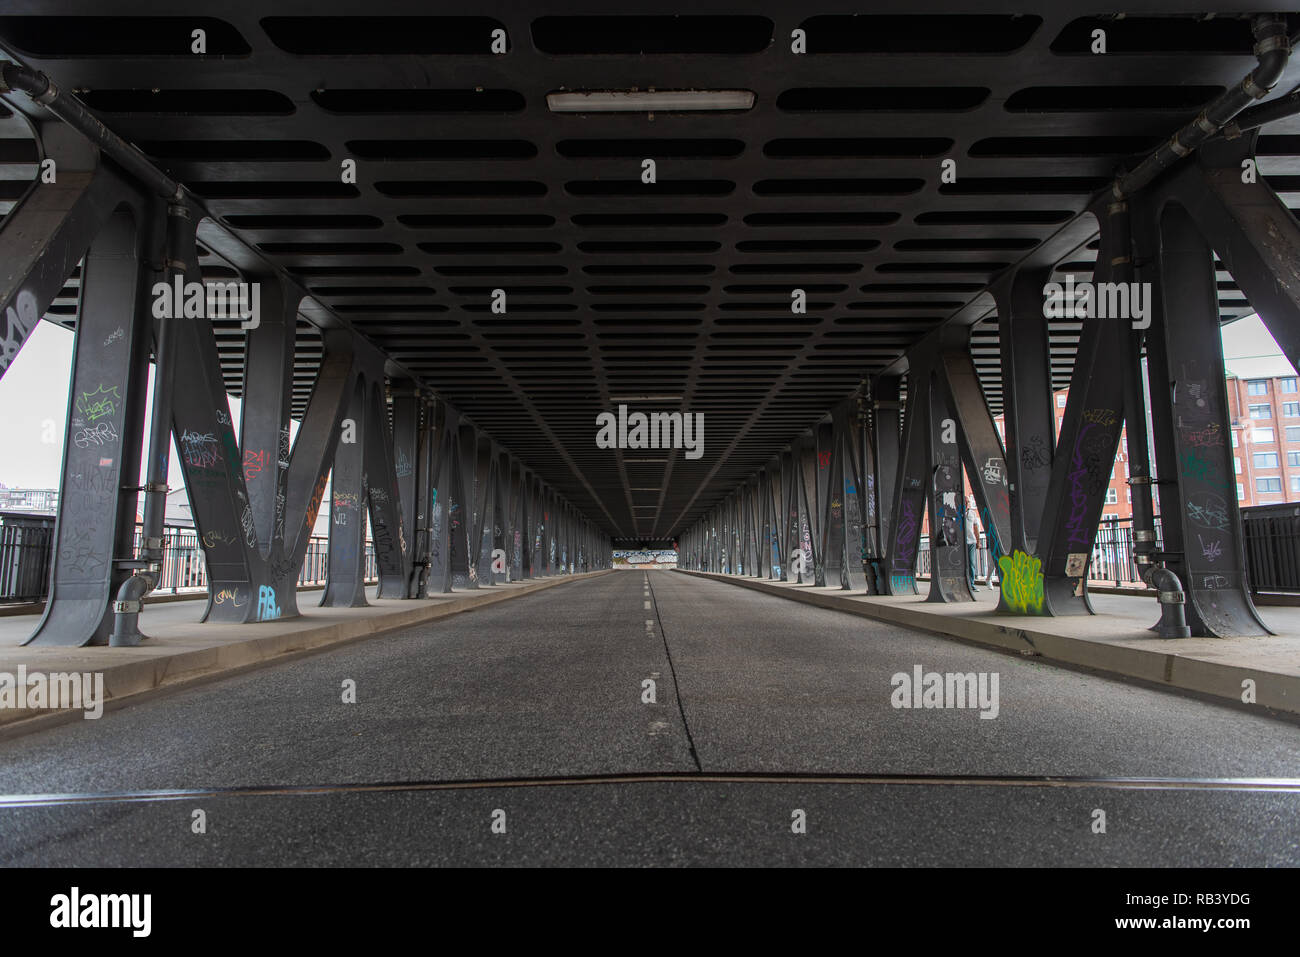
1146, 566, 1185, 603
1249, 15, 1290, 94
0, 63, 49, 99
117, 574, 153, 603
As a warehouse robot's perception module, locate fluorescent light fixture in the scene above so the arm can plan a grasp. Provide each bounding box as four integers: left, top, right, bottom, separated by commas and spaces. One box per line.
547, 90, 754, 113
609, 394, 682, 402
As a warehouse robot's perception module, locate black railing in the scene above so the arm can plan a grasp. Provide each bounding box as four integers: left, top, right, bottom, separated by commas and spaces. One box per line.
0, 512, 55, 603
917, 515, 1165, 587
0, 515, 377, 604
1242, 503, 1300, 594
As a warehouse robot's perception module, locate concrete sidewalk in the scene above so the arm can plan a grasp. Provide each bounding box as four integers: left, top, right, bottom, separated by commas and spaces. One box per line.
678, 570, 1300, 717
0, 571, 611, 736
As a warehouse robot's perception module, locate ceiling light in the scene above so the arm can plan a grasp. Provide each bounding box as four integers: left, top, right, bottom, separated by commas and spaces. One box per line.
609, 395, 682, 402
547, 90, 754, 113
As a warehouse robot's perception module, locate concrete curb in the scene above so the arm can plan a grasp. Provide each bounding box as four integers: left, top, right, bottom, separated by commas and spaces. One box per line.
678, 570, 1300, 716
0, 571, 612, 738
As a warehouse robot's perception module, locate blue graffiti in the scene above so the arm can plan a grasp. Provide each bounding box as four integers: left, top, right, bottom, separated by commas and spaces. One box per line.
256, 585, 281, 621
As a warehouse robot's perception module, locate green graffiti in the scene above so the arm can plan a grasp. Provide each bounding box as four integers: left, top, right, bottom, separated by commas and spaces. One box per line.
998, 550, 1044, 614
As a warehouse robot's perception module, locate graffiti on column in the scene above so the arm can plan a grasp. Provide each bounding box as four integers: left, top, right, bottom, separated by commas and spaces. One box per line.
243, 448, 269, 482
1, 289, 39, 373
256, 585, 281, 621
998, 550, 1045, 613
182, 429, 222, 470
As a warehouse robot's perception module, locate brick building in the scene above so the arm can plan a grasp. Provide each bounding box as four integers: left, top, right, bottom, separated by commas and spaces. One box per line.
993, 355, 1300, 520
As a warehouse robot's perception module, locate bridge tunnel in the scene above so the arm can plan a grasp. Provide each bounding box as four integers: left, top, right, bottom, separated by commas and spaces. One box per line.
0, 4, 1298, 876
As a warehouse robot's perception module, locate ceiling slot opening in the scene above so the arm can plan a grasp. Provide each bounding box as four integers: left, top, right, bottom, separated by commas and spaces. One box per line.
312, 90, 525, 113
0, 16, 249, 56
261, 16, 508, 54
81, 89, 292, 114
346, 140, 536, 160
777, 87, 989, 112
531, 16, 772, 54
795, 15, 1041, 53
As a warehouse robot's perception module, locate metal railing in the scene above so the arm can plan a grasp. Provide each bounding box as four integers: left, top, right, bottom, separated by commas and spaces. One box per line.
0, 512, 55, 603
1242, 503, 1300, 594
0, 515, 377, 604
916, 515, 1165, 587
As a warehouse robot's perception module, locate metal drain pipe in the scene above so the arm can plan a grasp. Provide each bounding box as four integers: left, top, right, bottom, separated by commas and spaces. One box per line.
1, 62, 184, 202
1113, 13, 1290, 200
109, 203, 190, 646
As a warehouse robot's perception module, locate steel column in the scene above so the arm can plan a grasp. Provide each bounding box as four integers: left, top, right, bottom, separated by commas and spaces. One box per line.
1143, 200, 1270, 636
26, 206, 155, 646
993, 265, 1056, 556
1035, 203, 1130, 616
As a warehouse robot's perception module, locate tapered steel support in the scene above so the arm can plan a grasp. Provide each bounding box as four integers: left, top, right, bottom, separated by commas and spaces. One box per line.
935, 341, 1011, 604
410, 396, 436, 598
427, 402, 462, 594
992, 265, 1057, 557
1036, 203, 1130, 616
883, 373, 926, 595
794, 435, 821, 585
321, 377, 369, 608
832, 402, 869, 591
389, 386, 423, 596
926, 366, 975, 603
509, 462, 527, 580
359, 378, 408, 599
814, 420, 842, 588
490, 449, 510, 584
239, 275, 298, 563
26, 205, 155, 646
1141, 200, 1270, 637
870, 376, 902, 591
454, 423, 481, 587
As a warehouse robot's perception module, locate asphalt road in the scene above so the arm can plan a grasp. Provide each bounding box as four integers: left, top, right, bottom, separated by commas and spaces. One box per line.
2, 572, 1297, 866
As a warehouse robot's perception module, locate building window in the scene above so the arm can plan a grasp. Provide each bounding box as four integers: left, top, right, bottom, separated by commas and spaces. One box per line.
1250, 404, 1271, 419
1289, 426, 1300, 442
1290, 451, 1300, 467
1285, 402, 1300, 418
1283, 377, 1298, 393
1232, 431, 1239, 447
1257, 477, 1283, 493
1056, 394, 1066, 408
1293, 477, 1300, 493
1104, 488, 1118, 505
1237, 483, 1246, 500
1254, 452, 1280, 468
1254, 427, 1276, 443
1234, 456, 1242, 472
1248, 379, 1269, 395
1126, 489, 1132, 502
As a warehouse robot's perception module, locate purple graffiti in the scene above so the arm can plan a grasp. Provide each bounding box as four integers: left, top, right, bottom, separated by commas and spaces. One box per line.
893, 497, 919, 572
1065, 423, 1095, 550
